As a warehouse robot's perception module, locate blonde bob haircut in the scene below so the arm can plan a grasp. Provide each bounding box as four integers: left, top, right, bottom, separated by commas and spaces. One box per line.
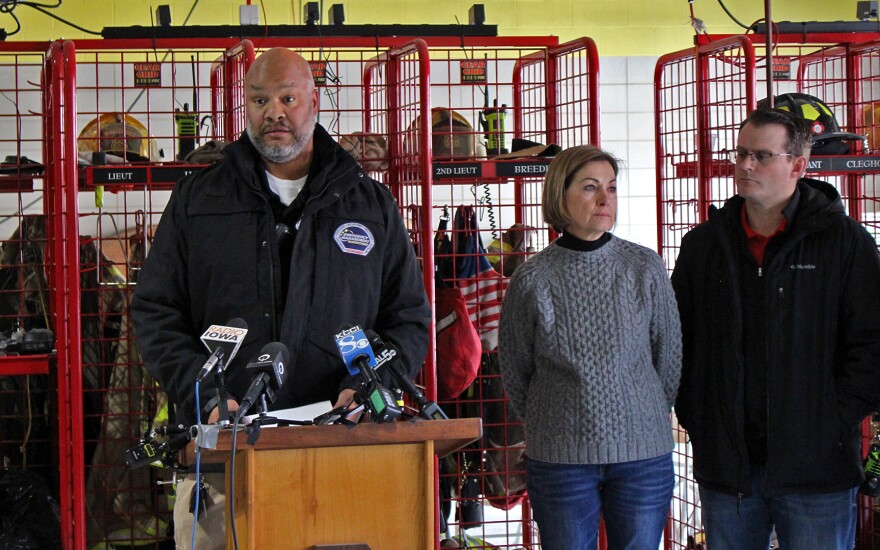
542, 145, 620, 232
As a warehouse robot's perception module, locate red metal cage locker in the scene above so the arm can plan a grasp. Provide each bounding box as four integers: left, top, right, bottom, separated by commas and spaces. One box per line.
52, 39, 267, 550
849, 39, 880, 247
425, 36, 599, 548
655, 30, 880, 549
61, 36, 437, 550
0, 39, 79, 550
209, 40, 255, 142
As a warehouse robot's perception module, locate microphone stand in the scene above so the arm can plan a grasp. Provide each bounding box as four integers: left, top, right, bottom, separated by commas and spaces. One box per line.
384, 359, 449, 421
252, 395, 279, 427
243, 395, 314, 444
213, 362, 231, 426
363, 329, 448, 421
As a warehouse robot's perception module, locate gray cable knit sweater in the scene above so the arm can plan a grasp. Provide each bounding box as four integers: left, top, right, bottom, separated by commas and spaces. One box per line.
498, 235, 682, 465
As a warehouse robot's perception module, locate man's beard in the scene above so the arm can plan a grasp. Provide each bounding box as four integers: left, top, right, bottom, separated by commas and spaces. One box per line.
247, 112, 316, 164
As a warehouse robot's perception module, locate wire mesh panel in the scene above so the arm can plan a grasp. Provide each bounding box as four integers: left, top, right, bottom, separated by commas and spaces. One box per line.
848, 37, 880, 550
209, 41, 254, 142
64, 36, 437, 550
654, 47, 699, 270
430, 40, 549, 550
46, 39, 88, 550
514, 37, 600, 239
365, 38, 434, 368
0, 46, 54, 348
654, 36, 755, 271
655, 32, 880, 550
67, 39, 262, 549
547, 38, 601, 152
0, 41, 75, 549
728, 39, 858, 207
851, 39, 880, 249
422, 37, 601, 549
792, 44, 857, 217
65, 38, 426, 549
513, 51, 548, 152
652, 41, 710, 549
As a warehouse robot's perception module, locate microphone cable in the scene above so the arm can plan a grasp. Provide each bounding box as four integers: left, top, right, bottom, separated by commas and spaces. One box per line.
191, 380, 202, 550
192, 379, 241, 549
228, 412, 242, 550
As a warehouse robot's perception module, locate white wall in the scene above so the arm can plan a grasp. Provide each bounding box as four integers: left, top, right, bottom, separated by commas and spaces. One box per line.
600, 55, 661, 252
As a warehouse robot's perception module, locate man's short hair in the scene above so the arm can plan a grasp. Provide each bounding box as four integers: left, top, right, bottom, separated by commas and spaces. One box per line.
740, 108, 813, 156
542, 145, 620, 232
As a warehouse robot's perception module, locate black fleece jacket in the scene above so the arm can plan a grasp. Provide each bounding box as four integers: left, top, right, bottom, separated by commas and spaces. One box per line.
672, 178, 880, 497
131, 125, 430, 426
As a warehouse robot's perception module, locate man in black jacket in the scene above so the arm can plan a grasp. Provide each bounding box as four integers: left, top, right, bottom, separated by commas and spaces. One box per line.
131, 48, 430, 549
672, 108, 880, 550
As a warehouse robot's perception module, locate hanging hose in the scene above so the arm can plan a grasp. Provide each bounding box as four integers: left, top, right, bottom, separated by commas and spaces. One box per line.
482, 182, 498, 241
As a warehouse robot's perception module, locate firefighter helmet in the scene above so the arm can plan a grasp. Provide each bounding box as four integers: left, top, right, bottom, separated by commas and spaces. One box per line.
758, 93, 864, 155
404, 107, 481, 161
78, 113, 161, 162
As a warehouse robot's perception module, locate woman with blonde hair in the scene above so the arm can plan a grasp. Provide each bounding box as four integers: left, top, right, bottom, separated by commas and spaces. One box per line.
499, 144, 682, 549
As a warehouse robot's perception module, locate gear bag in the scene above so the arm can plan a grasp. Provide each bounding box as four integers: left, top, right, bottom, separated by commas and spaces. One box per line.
434, 212, 482, 400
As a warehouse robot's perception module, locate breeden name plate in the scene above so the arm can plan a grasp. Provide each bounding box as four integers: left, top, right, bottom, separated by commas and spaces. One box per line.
495, 160, 550, 177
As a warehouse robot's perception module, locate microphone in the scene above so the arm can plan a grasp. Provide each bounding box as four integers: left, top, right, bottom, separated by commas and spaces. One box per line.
365, 330, 448, 421
333, 325, 402, 423
196, 318, 248, 382
333, 324, 377, 375
235, 342, 290, 421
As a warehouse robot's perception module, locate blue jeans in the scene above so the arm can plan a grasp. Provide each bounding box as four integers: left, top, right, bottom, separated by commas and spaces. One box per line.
699, 470, 857, 550
526, 453, 674, 550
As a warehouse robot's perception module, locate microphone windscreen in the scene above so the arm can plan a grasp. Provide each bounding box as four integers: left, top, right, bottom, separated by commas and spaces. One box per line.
227, 317, 248, 330
256, 341, 289, 364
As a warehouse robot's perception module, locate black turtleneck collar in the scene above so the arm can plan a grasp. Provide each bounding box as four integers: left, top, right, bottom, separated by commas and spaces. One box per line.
557, 231, 611, 251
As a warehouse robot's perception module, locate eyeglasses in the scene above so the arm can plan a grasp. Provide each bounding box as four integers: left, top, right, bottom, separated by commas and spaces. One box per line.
727, 149, 794, 165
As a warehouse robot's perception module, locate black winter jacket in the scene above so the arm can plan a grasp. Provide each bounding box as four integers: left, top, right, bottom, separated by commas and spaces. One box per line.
671, 178, 880, 497
131, 125, 431, 426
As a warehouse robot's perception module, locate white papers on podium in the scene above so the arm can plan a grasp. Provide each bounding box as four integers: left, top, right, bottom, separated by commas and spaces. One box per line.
244, 400, 333, 423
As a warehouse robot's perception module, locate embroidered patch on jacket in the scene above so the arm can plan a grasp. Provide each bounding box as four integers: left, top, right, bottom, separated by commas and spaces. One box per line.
333, 222, 375, 256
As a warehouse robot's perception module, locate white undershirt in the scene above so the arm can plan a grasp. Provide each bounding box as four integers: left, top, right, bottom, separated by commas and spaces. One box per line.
265, 171, 307, 206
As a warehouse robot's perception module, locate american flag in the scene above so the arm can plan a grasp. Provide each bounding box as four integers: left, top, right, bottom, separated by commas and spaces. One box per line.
453, 206, 509, 352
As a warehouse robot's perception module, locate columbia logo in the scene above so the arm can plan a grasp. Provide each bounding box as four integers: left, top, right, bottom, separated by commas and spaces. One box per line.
790, 264, 816, 270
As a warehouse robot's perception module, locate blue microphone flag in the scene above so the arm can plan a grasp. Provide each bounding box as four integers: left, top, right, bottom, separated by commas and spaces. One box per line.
333, 324, 377, 375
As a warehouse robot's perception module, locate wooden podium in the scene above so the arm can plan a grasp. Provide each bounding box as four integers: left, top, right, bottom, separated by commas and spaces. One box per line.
187, 418, 481, 550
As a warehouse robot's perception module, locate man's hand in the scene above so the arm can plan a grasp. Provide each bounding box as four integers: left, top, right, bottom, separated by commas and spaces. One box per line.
333, 388, 357, 410
207, 398, 240, 424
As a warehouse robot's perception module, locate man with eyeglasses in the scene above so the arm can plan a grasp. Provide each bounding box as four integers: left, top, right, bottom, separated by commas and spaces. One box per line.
671, 107, 880, 549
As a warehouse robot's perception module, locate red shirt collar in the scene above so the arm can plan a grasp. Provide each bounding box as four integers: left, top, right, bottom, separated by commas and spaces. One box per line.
740, 205, 788, 266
